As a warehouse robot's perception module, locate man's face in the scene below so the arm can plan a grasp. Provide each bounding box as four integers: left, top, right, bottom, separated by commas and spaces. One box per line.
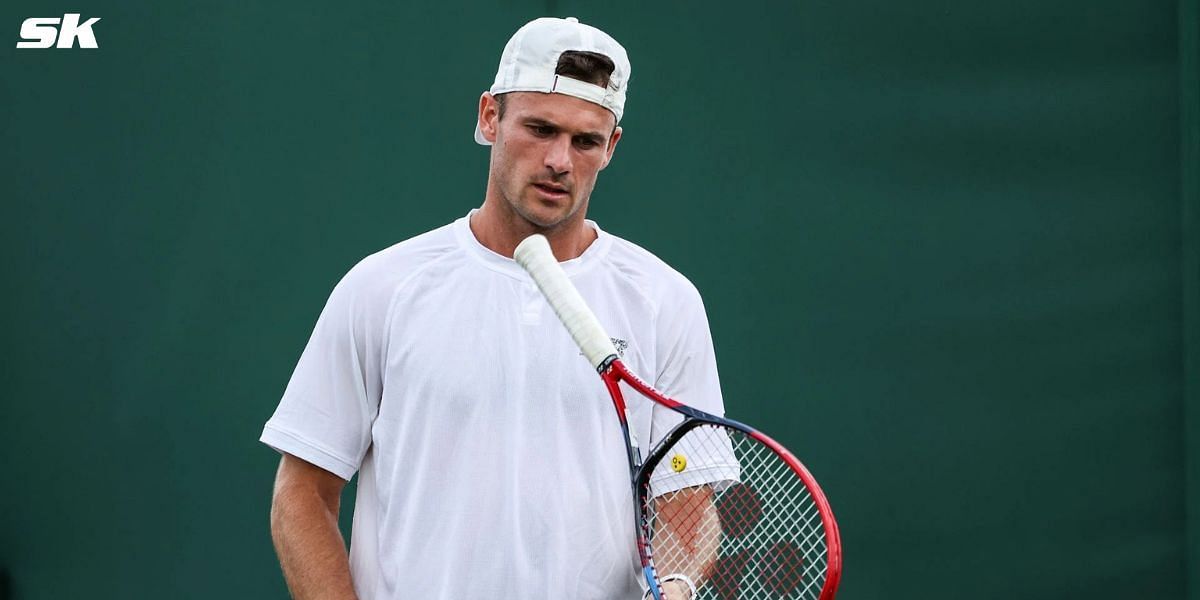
479, 91, 622, 231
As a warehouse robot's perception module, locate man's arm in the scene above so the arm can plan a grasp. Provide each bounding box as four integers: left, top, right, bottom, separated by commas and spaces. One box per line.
270, 453, 358, 600
650, 485, 721, 600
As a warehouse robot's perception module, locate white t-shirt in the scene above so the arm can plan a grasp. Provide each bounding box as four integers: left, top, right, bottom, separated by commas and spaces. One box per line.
261, 212, 725, 599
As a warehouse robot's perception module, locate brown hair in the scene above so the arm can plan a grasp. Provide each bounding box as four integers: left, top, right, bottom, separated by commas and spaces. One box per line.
554, 50, 615, 88
495, 50, 616, 119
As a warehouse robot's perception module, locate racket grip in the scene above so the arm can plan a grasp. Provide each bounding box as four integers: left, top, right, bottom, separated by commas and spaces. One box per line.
514, 234, 619, 371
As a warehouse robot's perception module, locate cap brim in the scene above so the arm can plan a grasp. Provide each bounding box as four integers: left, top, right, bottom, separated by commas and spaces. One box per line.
474, 123, 491, 146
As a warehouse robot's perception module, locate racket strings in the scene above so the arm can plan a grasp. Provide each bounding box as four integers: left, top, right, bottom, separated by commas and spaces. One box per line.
642, 424, 830, 599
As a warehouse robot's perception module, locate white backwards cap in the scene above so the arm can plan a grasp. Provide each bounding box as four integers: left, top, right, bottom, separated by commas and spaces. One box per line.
475, 17, 631, 145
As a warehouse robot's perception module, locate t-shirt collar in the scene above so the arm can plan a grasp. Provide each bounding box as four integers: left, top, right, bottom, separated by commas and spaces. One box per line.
454, 209, 612, 279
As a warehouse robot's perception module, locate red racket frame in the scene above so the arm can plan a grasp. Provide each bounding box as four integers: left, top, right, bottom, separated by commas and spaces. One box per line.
598, 357, 842, 600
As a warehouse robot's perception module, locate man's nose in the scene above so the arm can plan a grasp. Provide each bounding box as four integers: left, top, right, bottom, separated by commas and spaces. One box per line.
544, 135, 572, 175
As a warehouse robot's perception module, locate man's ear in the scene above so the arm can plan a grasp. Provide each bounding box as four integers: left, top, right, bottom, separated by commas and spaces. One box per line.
478, 92, 499, 144
600, 126, 622, 170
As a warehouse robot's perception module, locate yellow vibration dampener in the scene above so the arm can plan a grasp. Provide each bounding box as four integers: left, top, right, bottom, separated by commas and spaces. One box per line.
671, 454, 687, 472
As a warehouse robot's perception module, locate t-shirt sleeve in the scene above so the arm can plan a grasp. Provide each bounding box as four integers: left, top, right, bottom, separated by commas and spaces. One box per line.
260, 263, 388, 481
650, 279, 724, 418
646, 279, 737, 495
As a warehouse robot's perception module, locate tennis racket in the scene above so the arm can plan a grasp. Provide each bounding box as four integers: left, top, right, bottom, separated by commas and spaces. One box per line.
514, 234, 842, 600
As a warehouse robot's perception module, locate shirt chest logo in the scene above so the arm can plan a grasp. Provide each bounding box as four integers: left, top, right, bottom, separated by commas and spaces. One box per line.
581, 337, 628, 359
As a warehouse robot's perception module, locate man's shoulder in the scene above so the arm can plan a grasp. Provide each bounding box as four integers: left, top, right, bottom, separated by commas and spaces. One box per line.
337, 220, 462, 297
364, 220, 460, 267
600, 231, 703, 306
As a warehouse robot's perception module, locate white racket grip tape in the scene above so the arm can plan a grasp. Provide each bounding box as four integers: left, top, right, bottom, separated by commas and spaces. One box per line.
514, 234, 619, 370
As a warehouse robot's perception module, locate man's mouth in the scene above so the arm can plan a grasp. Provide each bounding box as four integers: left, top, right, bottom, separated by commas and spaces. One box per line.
532, 182, 570, 199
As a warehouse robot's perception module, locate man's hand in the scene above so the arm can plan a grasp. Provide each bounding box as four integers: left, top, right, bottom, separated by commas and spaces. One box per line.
642, 576, 696, 600
661, 578, 694, 600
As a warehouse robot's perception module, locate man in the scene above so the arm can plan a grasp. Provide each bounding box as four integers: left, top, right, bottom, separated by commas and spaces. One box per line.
262, 17, 724, 600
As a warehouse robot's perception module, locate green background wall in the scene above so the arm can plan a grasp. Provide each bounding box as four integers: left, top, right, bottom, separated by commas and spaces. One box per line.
2, 0, 1196, 598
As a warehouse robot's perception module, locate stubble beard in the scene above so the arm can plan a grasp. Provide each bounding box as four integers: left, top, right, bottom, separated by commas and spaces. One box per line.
488, 142, 591, 233
500, 175, 590, 233
510, 191, 577, 231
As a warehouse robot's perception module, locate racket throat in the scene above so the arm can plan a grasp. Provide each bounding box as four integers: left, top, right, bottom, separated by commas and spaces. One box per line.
603, 370, 643, 468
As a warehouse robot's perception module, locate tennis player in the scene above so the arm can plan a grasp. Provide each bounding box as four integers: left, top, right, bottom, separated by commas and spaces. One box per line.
262, 16, 725, 600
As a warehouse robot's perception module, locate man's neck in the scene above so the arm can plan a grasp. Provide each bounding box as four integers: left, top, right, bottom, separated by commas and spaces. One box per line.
470, 200, 597, 262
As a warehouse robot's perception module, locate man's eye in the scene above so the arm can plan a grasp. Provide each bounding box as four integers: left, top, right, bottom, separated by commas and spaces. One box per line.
530, 125, 554, 136
575, 138, 600, 149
